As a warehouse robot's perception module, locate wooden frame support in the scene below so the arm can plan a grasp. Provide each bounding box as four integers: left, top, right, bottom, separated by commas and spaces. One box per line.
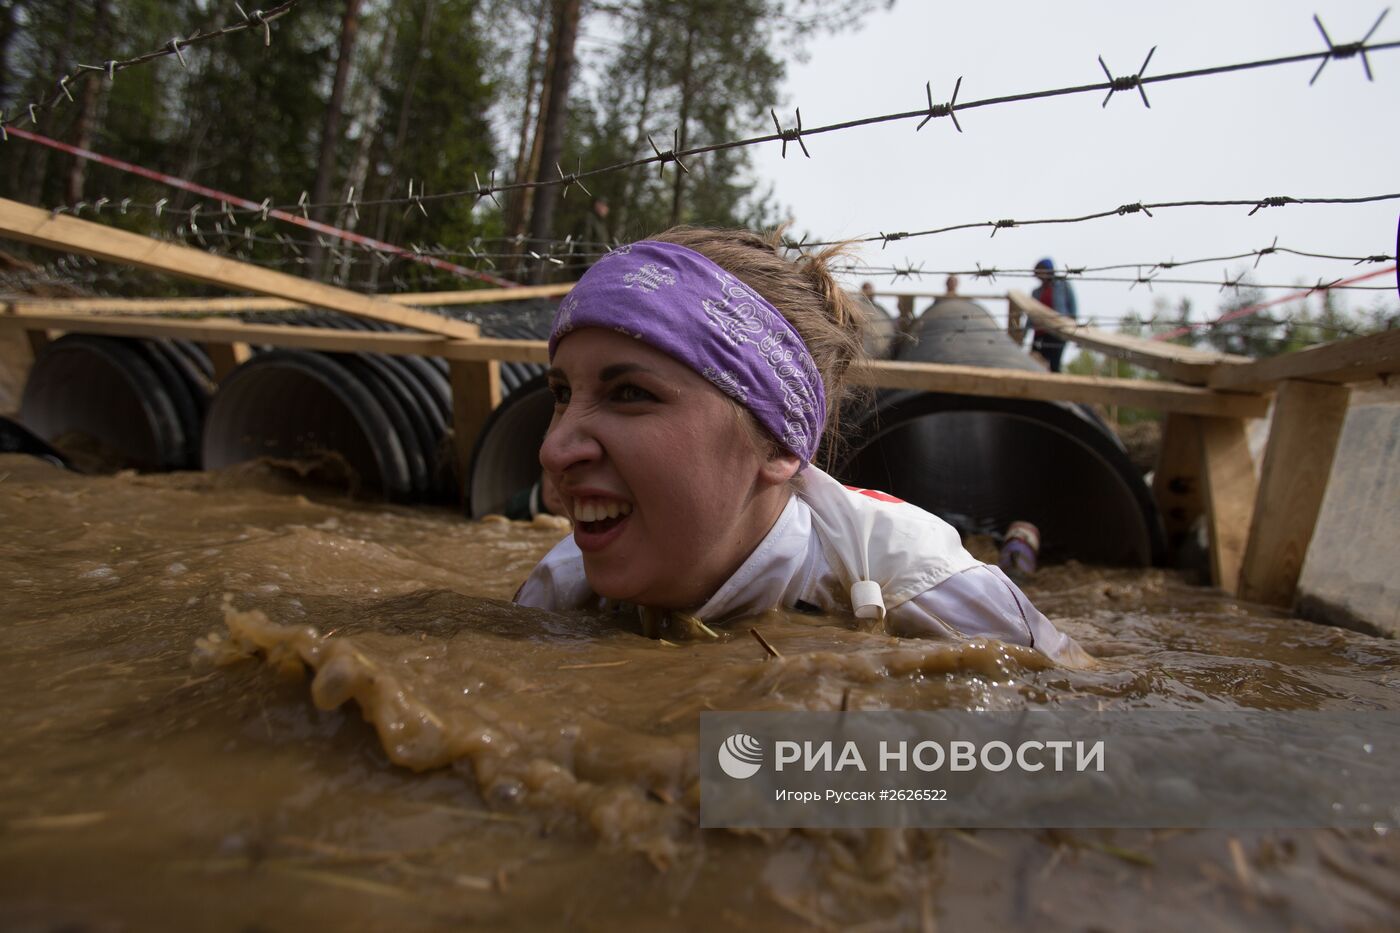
201, 342, 250, 382
448, 359, 503, 504
1196, 416, 1258, 593
1007, 289, 1250, 385
6, 281, 575, 317
1151, 413, 1205, 555
1207, 328, 1400, 390
1237, 380, 1352, 606
852, 359, 1267, 419
25, 328, 50, 356
0, 197, 481, 340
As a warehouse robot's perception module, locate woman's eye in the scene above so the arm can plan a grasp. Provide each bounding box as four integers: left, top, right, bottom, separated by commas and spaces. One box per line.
548, 383, 571, 405
613, 384, 656, 403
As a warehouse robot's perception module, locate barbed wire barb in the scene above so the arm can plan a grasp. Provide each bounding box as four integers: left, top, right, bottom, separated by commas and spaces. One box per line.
234, 3, 275, 46
1253, 236, 1280, 268
1099, 46, 1157, 107
917, 76, 963, 132
1310, 8, 1390, 84
647, 129, 690, 176
557, 159, 592, 198
770, 107, 810, 158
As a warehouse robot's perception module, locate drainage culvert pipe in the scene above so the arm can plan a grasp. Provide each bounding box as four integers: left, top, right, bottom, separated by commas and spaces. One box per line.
20, 334, 212, 472
836, 298, 1166, 566
202, 301, 550, 503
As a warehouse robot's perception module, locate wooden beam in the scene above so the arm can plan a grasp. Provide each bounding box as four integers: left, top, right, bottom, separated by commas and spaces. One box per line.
1196, 416, 1257, 594
1007, 289, 1250, 385
1152, 413, 1205, 555
1, 310, 1267, 415
1237, 380, 1351, 606
1, 309, 551, 364
0, 197, 480, 339
202, 341, 250, 381
1207, 328, 1400, 390
448, 359, 503, 505
852, 359, 1268, 419
394, 283, 573, 306
12, 312, 541, 365
7, 281, 575, 317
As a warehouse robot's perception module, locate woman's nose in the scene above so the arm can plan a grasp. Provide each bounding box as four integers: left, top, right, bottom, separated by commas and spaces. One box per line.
539, 405, 603, 475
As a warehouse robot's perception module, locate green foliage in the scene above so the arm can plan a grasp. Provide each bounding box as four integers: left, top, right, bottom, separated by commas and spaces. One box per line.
0, 0, 881, 293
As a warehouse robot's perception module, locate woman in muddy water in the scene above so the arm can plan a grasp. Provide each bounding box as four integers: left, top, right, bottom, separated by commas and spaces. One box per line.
515, 227, 1089, 665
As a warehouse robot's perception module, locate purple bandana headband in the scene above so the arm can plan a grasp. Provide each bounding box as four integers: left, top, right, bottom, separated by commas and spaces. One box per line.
548, 240, 827, 466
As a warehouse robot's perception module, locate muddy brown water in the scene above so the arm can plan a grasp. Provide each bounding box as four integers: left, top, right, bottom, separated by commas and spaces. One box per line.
1, 452, 1397, 932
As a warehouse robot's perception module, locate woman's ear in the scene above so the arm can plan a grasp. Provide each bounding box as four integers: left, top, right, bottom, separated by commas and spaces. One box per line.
758, 448, 802, 488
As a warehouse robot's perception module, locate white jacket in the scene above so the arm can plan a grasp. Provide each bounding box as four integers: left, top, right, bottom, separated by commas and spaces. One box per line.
515, 466, 1088, 665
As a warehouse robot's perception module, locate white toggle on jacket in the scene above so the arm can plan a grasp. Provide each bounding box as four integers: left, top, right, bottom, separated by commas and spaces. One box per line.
515, 466, 1089, 665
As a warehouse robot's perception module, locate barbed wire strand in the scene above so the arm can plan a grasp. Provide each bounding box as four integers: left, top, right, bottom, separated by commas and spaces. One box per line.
0, 1, 302, 135
202, 14, 1399, 215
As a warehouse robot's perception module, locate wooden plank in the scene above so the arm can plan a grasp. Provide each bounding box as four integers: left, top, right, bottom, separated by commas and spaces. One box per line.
1207, 328, 1400, 390
4, 311, 453, 355
1237, 380, 1351, 606
1, 310, 1266, 415
448, 359, 503, 505
0, 310, 555, 364
8, 281, 575, 316
12, 296, 301, 315
394, 283, 573, 306
852, 359, 1269, 419
870, 291, 1008, 301
202, 342, 250, 381
1007, 289, 1250, 385
1196, 416, 1258, 594
0, 197, 480, 340
1151, 413, 1204, 554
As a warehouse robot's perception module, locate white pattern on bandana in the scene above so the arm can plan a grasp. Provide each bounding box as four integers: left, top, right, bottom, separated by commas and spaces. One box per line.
705, 270, 822, 454
622, 263, 676, 293
702, 366, 750, 403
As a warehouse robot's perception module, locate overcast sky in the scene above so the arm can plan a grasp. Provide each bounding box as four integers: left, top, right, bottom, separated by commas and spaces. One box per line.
749, 0, 1398, 331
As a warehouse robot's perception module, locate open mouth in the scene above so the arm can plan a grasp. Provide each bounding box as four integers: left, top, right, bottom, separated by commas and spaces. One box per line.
570, 498, 633, 551
579, 514, 627, 535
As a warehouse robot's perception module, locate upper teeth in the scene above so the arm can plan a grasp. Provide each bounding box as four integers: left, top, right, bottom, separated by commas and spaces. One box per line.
573, 498, 632, 522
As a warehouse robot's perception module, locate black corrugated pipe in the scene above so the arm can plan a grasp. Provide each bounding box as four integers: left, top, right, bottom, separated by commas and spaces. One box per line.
834, 297, 1166, 566
19, 334, 213, 472
200, 300, 552, 504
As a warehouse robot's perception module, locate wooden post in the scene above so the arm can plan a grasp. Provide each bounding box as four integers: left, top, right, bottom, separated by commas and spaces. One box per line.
1237, 380, 1351, 606
201, 342, 250, 382
25, 328, 50, 356
448, 359, 503, 506
1196, 416, 1258, 594
1152, 413, 1204, 556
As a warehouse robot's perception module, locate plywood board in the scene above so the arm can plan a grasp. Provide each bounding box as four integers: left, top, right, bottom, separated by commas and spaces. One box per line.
1238, 380, 1351, 606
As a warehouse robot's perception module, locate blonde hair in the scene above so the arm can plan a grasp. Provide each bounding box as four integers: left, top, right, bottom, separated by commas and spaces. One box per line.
649, 225, 869, 469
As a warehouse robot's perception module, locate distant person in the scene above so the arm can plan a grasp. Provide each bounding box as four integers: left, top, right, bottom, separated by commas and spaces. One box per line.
1027, 257, 1078, 372
944, 274, 960, 298
859, 280, 884, 312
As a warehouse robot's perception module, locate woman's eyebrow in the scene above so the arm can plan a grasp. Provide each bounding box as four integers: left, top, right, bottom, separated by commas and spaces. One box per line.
598, 362, 655, 382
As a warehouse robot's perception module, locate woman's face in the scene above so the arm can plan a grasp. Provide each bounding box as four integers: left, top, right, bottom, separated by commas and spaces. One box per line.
540, 328, 798, 610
